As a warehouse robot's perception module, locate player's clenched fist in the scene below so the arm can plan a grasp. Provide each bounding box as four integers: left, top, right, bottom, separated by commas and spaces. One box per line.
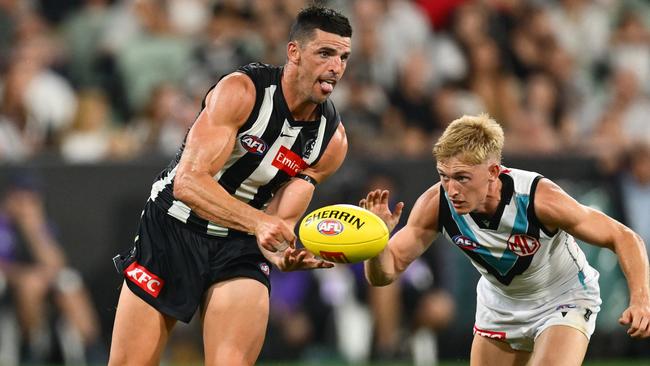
254, 214, 296, 252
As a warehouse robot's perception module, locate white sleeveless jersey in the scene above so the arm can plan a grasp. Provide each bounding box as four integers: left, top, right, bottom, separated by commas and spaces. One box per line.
438, 167, 599, 300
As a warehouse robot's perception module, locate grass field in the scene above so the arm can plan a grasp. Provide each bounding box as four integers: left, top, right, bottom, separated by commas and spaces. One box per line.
257, 361, 648, 366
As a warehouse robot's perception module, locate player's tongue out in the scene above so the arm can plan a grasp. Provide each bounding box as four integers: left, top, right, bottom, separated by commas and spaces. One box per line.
319, 80, 334, 94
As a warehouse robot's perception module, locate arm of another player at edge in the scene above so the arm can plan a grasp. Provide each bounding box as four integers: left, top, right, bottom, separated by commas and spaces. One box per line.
265, 123, 348, 227
365, 184, 440, 286
173, 73, 289, 244
535, 179, 650, 334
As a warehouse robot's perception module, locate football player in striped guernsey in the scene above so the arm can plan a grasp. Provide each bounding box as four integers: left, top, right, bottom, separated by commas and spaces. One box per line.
109, 6, 351, 366
362, 114, 650, 365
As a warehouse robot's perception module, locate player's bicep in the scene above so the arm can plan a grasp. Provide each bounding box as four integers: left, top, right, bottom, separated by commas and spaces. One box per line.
299, 123, 348, 184
535, 179, 618, 250
389, 186, 440, 273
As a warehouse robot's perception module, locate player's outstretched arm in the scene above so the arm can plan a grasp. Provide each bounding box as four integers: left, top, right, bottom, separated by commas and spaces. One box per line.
261, 123, 348, 271
173, 73, 295, 252
535, 178, 650, 338
362, 185, 440, 286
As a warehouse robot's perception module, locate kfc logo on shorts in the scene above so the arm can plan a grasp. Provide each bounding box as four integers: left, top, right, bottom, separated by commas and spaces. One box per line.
317, 219, 344, 236
272, 146, 308, 176
240, 135, 267, 155
452, 235, 480, 251
506, 234, 540, 256
319, 250, 350, 263
124, 262, 165, 298
259, 262, 270, 276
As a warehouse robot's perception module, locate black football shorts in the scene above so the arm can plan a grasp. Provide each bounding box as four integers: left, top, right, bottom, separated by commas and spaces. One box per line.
112, 200, 271, 323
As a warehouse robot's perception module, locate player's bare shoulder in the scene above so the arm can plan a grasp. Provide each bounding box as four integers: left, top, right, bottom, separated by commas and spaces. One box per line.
533, 177, 583, 232
203, 72, 256, 127
408, 182, 442, 233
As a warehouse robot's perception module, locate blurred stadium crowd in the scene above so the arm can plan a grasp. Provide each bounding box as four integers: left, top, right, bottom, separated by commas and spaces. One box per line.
2, 0, 650, 365
1, 0, 650, 167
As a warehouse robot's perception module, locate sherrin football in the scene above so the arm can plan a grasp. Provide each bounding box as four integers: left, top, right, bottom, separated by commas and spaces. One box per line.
298, 204, 389, 263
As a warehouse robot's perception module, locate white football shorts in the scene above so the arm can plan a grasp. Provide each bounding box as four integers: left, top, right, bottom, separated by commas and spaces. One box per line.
473, 274, 602, 352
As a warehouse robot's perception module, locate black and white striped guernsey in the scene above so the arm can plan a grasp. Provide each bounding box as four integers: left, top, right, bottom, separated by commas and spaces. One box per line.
149, 63, 341, 237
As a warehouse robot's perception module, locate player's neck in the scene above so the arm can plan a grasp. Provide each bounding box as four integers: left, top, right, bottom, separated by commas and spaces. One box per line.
476, 178, 502, 216
282, 66, 319, 121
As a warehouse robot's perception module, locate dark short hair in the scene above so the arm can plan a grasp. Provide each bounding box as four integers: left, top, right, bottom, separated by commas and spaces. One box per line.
289, 6, 352, 44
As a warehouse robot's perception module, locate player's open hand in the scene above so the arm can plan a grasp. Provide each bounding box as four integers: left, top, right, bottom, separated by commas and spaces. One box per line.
619, 301, 650, 338
359, 189, 404, 233
254, 215, 296, 252
261, 246, 334, 272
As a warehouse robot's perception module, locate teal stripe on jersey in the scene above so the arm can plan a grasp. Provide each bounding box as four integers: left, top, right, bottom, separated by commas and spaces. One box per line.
513, 194, 530, 234
446, 194, 518, 275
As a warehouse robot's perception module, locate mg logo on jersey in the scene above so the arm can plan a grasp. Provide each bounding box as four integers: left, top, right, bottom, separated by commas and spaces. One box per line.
452, 235, 480, 251
124, 262, 165, 298
319, 250, 350, 263
273, 145, 308, 176
506, 234, 540, 256
240, 135, 267, 155
317, 219, 344, 236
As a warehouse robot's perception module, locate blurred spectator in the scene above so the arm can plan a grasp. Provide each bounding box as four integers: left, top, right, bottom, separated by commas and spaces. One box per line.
331, 73, 389, 158
504, 72, 565, 155
0, 172, 103, 364
0, 52, 75, 161
256, 8, 293, 65
547, 0, 610, 74
464, 37, 520, 128
127, 83, 198, 157
60, 89, 136, 163
0, 11, 77, 161
61, 0, 113, 88
618, 140, 650, 255
194, 2, 263, 81
350, 0, 430, 90
432, 81, 485, 128
609, 8, 650, 94
385, 50, 438, 157
0, 0, 22, 70
114, 0, 195, 115
506, 4, 555, 80
167, 0, 210, 37
584, 68, 650, 172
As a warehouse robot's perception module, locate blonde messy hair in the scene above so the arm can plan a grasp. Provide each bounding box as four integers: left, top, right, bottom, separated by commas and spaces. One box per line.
433, 114, 504, 165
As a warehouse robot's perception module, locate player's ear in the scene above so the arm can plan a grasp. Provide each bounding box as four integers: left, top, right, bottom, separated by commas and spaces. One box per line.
287, 41, 301, 64
487, 162, 500, 182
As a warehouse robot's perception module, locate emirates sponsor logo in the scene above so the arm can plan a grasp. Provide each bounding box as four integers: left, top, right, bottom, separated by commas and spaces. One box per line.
272, 146, 308, 176
124, 262, 165, 298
